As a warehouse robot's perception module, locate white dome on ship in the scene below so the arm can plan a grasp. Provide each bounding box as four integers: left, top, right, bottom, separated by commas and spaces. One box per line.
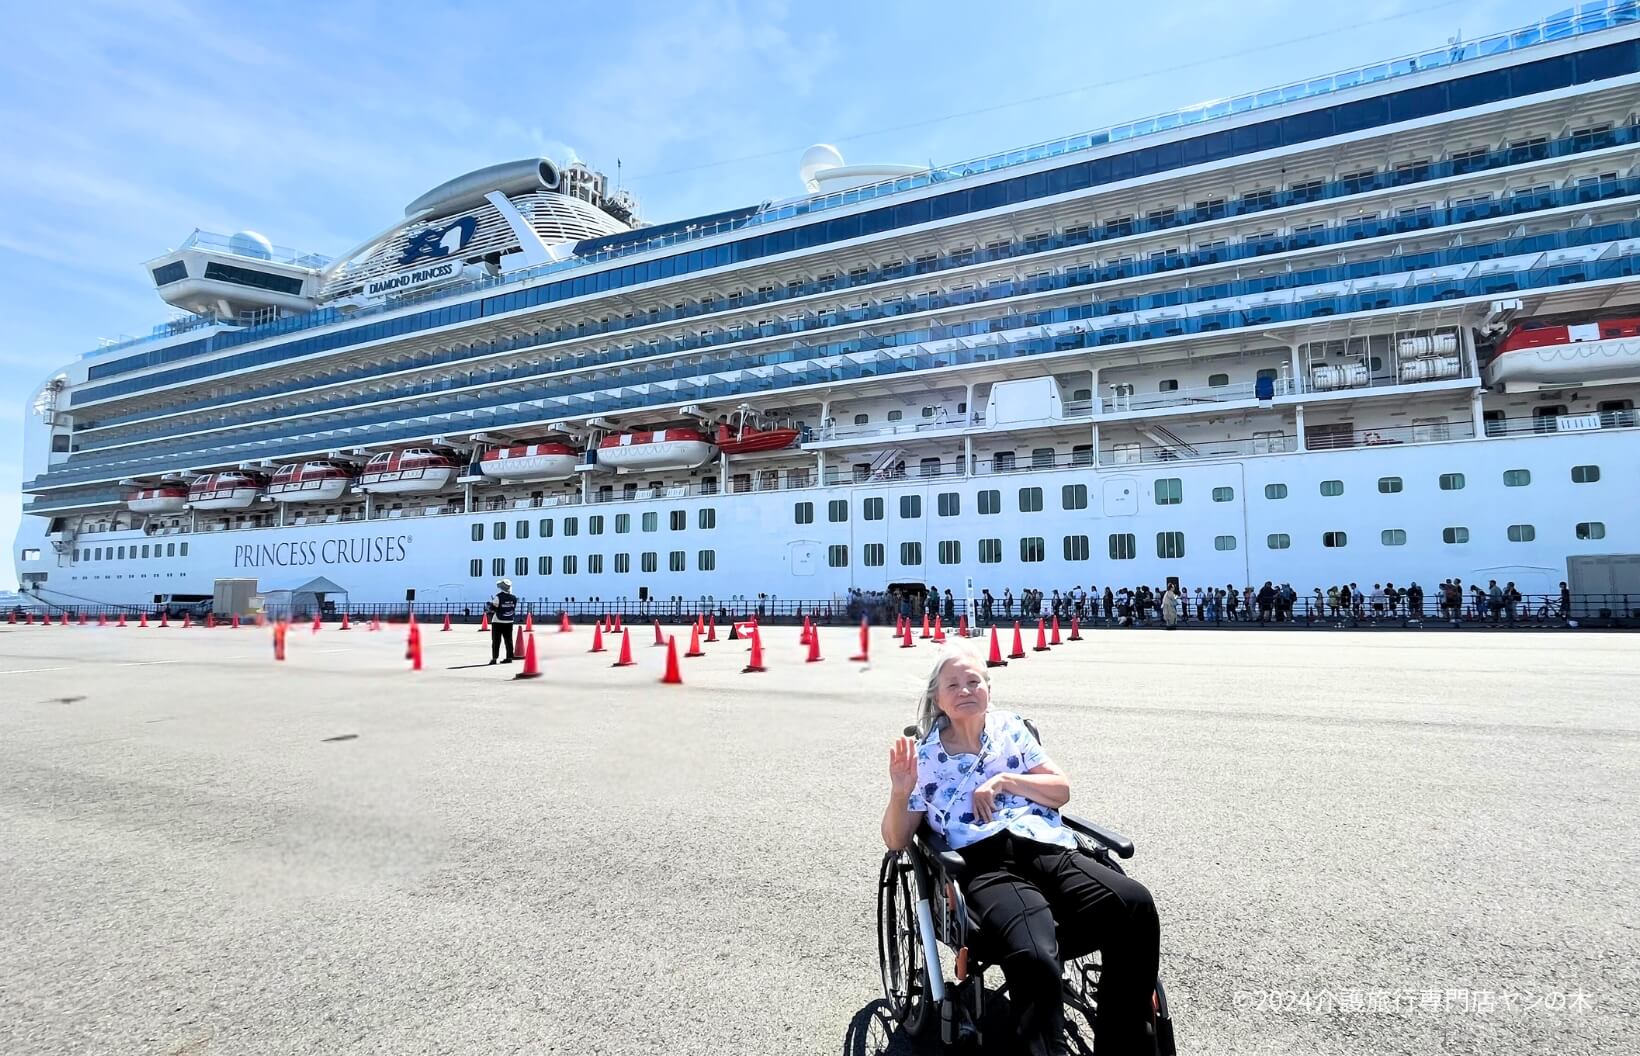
228, 231, 274, 259
799, 143, 923, 194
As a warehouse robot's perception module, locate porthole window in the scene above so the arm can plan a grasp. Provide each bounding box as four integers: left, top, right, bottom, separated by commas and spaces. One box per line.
471, 524, 484, 542
1320, 480, 1344, 497
1576, 521, 1605, 540
1208, 373, 1229, 387
938, 541, 962, 564
1267, 533, 1291, 550
1156, 531, 1185, 559
1018, 487, 1043, 513
1109, 534, 1137, 560
1155, 478, 1182, 505
1381, 529, 1407, 546
978, 490, 1000, 515
1212, 486, 1234, 502
1063, 535, 1090, 561
1020, 537, 1046, 562
1571, 464, 1600, 484
1214, 535, 1237, 551
900, 541, 923, 565
978, 538, 1003, 563
827, 545, 848, 568
863, 543, 885, 566
1439, 473, 1465, 491
1378, 476, 1403, 493
1503, 469, 1531, 487
794, 501, 814, 524
1442, 526, 1470, 544
1507, 524, 1535, 542
1265, 483, 1288, 500
1061, 484, 1087, 510
938, 492, 961, 517
1322, 531, 1347, 548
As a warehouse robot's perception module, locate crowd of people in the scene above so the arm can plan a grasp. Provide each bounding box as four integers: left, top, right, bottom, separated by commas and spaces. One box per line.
848, 578, 1575, 629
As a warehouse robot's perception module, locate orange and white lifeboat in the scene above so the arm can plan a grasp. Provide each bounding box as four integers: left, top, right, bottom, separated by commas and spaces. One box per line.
479, 441, 580, 481
358, 447, 461, 495
1487, 314, 1640, 389
187, 470, 267, 511
267, 460, 356, 503
597, 429, 717, 471
128, 485, 190, 515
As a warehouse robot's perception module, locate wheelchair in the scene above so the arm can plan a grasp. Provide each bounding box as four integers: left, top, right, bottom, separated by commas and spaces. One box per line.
876, 721, 1176, 1053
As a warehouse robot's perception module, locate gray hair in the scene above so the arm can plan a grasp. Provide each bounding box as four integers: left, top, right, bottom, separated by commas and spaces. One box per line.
913, 643, 990, 737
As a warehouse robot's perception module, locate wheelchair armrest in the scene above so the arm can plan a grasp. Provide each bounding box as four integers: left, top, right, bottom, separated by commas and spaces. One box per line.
915, 825, 970, 878
1061, 812, 1136, 859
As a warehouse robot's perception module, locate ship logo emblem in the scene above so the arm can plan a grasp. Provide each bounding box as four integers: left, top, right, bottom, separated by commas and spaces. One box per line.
399, 216, 477, 265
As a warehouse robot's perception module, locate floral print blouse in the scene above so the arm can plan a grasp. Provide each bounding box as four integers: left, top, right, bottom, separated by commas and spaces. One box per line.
906, 709, 1078, 851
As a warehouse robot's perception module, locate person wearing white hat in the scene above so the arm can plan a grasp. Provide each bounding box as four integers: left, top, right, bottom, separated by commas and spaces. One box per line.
486, 578, 518, 664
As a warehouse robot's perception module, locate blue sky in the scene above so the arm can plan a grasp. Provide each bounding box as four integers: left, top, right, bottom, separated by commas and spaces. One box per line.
0, 0, 1561, 586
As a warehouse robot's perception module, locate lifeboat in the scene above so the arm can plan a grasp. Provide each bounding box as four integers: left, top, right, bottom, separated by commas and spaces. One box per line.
128, 485, 189, 515
597, 428, 718, 470
187, 471, 267, 510
479, 441, 580, 481
1487, 314, 1640, 390
714, 415, 801, 454
358, 447, 461, 495
267, 460, 356, 503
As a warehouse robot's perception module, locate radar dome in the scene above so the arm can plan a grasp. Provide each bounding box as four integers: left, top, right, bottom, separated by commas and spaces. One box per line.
799, 144, 846, 192
228, 230, 274, 260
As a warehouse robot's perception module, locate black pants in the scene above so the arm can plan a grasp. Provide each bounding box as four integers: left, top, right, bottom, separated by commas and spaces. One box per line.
491, 621, 515, 661
958, 831, 1159, 1056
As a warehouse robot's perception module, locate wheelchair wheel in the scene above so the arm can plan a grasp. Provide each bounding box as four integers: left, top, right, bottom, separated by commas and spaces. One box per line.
877, 851, 931, 1035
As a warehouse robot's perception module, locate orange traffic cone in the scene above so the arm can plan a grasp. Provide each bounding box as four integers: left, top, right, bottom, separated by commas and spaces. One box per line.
933, 616, 946, 643
480, 611, 490, 632
986, 626, 1009, 668
524, 611, 535, 633
161, 611, 170, 628
231, 614, 240, 629
959, 614, 970, 637
850, 617, 870, 662
920, 611, 931, 639
409, 623, 424, 671
139, 612, 149, 628
311, 612, 321, 634
255, 612, 266, 628
743, 629, 767, 673
900, 621, 915, 649
653, 620, 666, 647
513, 633, 542, 679
1069, 616, 1083, 641
97, 612, 107, 627
806, 625, 823, 663
181, 613, 191, 629
1033, 619, 1051, 652
1008, 622, 1027, 660
614, 613, 623, 631
1050, 616, 1062, 645
513, 623, 526, 658
684, 622, 705, 658
370, 616, 382, 632
273, 620, 287, 661
442, 612, 452, 632
117, 612, 127, 628
800, 615, 812, 646
706, 614, 718, 642
590, 623, 606, 653
205, 613, 215, 629
661, 636, 683, 684
559, 611, 572, 633
612, 628, 635, 667
5, 611, 13, 624
340, 612, 351, 630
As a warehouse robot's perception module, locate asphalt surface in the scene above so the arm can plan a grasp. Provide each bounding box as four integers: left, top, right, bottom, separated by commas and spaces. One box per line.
0, 619, 1635, 1056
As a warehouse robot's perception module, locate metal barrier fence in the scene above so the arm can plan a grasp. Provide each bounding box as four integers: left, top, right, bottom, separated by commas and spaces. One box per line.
8, 593, 1640, 629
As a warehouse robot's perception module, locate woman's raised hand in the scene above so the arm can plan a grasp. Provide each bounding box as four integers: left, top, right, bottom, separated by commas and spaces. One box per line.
888, 736, 918, 795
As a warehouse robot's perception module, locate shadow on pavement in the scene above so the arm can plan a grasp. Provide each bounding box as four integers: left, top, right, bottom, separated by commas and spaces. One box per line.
840, 1001, 919, 1055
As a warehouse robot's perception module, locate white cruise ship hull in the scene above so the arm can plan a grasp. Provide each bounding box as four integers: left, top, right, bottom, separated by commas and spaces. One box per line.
20, 428, 1634, 607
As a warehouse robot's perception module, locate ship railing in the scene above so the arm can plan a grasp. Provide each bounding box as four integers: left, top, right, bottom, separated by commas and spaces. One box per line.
1483, 408, 1640, 436
1101, 435, 1300, 464
1304, 420, 1479, 450
1100, 377, 1300, 413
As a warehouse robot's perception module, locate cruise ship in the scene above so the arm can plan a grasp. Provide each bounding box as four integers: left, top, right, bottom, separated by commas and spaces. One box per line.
13, 5, 1640, 612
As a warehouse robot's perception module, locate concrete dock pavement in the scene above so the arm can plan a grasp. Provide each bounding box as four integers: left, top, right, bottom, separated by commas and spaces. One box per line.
0, 622, 1634, 1055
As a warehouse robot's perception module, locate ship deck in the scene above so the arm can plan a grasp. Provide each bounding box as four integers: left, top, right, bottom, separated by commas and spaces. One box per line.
0, 623, 1631, 1055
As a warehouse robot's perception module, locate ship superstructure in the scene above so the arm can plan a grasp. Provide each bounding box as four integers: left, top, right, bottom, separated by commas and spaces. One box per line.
14, 5, 1640, 608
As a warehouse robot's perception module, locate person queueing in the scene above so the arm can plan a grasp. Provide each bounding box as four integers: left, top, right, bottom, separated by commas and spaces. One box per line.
486, 578, 518, 665
882, 648, 1162, 1055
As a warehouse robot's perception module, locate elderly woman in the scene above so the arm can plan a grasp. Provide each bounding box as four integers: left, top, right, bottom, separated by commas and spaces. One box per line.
883, 648, 1161, 1055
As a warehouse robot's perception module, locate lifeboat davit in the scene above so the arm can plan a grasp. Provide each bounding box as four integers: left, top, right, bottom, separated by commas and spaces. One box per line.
128, 485, 189, 515
267, 460, 356, 503
715, 421, 800, 454
597, 428, 718, 471
358, 447, 461, 495
187, 471, 267, 510
1487, 315, 1640, 390
479, 441, 580, 481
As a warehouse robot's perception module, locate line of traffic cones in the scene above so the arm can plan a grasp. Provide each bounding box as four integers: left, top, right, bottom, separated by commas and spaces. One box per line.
514, 632, 541, 679
612, 628, 635, 667
743, 628, 767, 673
850, 617, 871, 663
661, 636, 683, 684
